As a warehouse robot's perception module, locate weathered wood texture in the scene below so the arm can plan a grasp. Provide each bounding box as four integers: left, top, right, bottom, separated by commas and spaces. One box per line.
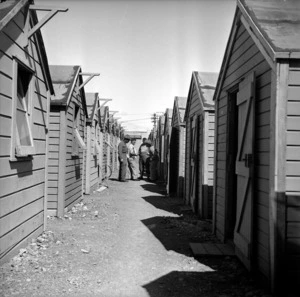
214, 23, 272, 281
0, 5, 49, 263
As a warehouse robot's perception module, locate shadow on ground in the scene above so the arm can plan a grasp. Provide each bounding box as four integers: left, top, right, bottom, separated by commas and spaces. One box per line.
141, 215, 214, 257
142, 195, 182, 214
140, 183, 167, 196
142, 261, 262, 297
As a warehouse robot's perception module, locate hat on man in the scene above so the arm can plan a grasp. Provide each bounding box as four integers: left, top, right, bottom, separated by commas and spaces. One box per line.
124, 134, 131, 140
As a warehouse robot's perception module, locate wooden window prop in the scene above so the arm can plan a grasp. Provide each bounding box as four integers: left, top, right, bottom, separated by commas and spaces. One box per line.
105, 140, 113, 149
93, 121, 98, 156
74, 128, 86, 150
12, 59, 35, 158
72, 105, 86, 155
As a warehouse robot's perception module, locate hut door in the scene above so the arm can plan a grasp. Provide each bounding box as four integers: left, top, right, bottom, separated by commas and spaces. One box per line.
234, 72, 255, 269
190, 116, 198, 212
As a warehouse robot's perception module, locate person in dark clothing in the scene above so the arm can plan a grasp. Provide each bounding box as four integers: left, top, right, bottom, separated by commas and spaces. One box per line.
138, 138, 152, 180
118, 134, 130, 182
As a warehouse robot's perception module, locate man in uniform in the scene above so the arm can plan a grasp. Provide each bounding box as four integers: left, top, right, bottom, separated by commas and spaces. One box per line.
138, 138, 152, 180
118, 134, 130, 182
127, 138, 139, 180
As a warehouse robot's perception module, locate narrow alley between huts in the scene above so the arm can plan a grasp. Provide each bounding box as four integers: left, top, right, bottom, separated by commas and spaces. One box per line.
1, 175, 272, 297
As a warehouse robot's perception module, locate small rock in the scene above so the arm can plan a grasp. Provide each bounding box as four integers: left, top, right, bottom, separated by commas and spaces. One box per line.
81, 249, 90, 254
94, 211, 99, 217
56, 240, 62, 245
26, 278, 31, 282
83, 206, 88, 211
37, 237, 44, 243
19, 248, 27, 256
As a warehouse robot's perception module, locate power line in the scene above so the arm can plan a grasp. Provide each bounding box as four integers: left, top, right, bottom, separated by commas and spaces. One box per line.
120, 117, 151, 123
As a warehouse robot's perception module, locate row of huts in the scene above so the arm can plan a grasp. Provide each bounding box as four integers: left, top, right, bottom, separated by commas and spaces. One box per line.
151, 0, 300, 295
0, 0, 123, 264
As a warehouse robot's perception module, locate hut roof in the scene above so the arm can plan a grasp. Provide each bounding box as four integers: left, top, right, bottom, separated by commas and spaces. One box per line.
241, 0, 300, 54
176, 96, 187, 124
85, 92, 98, 121
194, 72, 218, 108
0, 0, 20, 29
50, 65, 80, 105
0, 0, 54, 95
50, 65, 87, 116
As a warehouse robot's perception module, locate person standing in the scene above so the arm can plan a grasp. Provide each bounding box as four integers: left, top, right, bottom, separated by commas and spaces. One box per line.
150, 147, 159, 181
127, 138, 139, 180
118, 134, 130, 182
138, 138, 151, 180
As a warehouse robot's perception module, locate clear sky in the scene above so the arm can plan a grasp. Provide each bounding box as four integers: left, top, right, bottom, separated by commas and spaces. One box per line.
37, 0, 236, 132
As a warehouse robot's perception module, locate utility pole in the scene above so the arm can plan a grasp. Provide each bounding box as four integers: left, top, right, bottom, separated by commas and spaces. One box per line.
151, 113, 157, 128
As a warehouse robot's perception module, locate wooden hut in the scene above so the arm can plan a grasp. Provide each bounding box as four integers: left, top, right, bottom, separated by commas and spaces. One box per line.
169, 97, 187, 198
213, 0, 300, 294
99, 105, 111, 179
184, 72, 218, 218
157, 114, 165, 181
83, 92, 102, 194
0, 0, 65, 263
163, 109, 172, 188
47, 65, 88, 217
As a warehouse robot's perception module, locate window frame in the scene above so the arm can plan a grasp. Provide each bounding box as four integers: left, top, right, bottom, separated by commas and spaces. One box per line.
10, 56, 36, 160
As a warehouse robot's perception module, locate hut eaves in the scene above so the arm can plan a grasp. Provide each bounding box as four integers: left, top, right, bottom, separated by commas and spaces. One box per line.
240, 0, 300, 57
0, 0, 54, 95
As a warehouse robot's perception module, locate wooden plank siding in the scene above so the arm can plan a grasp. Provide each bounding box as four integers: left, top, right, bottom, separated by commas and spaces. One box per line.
169, 98, 186, 198
214, 22, 272, 281
185, 73, 216, 219
64, 81, 85, 210
47, 111, 60, 210
285, 61, 300, 285
0, 5, 50, 263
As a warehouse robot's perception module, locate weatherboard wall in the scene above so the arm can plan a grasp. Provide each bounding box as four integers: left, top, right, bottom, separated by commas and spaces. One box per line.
185, 79, 214, 219
47, 79, 86, 216
214, 22, 272, 282
0, 4, 50, 263
285, 60, 300, 288
64, 80, 85, 210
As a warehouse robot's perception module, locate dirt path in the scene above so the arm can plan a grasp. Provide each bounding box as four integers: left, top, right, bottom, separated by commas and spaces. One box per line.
0, 176, 272, 297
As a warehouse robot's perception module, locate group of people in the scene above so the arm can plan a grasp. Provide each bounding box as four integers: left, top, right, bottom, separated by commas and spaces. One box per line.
118, 135, 159, 182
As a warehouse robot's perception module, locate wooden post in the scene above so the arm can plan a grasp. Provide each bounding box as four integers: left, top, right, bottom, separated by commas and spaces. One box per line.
85, 124, 91, 194
203, 111, 210, 218
57, 110, 66, 217
43, 90, 51, 229
99, 131, 103, 182
212, 95, 219, 234
269, 61, 288, 293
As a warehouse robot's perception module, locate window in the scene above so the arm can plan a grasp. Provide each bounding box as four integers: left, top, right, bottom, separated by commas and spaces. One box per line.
11, 58, 35, 158
72, 104, 86, 156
